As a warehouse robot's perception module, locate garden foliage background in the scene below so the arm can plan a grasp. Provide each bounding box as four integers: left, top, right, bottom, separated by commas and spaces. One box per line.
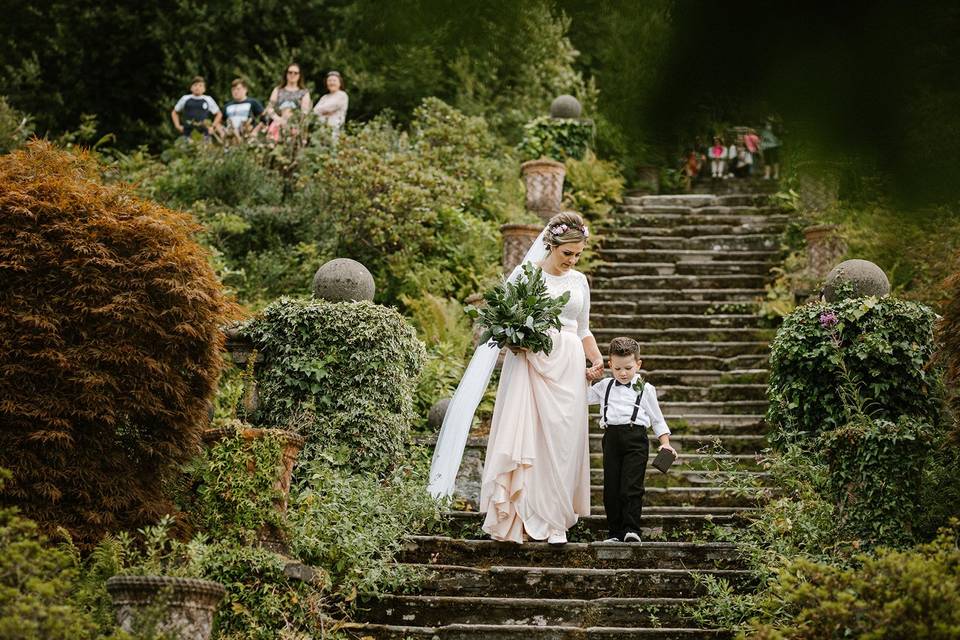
2, 2, 960, 639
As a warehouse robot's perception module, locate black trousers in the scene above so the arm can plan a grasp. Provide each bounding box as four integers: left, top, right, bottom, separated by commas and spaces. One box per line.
601, 424, 649, 539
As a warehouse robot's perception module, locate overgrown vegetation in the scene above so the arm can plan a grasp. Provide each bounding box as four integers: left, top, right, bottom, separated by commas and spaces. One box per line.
0, 142, 238, 547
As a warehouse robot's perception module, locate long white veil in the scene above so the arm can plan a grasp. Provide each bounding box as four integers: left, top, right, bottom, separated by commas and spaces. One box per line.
427, 226, 549, 498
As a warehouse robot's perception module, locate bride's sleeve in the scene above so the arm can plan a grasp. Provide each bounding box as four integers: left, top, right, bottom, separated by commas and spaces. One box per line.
576, 274, 593, 339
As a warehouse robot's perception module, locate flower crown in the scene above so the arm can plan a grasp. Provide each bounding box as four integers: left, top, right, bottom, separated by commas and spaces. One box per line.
549, 223, 589, 238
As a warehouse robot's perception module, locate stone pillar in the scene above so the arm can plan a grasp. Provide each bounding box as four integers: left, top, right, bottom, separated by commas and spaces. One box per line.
804, 224, 848, 283
521, 159, 566, 222
499, 223, 544, 275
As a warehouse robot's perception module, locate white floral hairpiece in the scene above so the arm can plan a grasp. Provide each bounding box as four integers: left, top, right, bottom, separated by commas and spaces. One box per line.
550, 223, 589, 238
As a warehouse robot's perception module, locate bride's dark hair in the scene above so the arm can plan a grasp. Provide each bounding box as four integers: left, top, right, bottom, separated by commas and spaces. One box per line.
544, 211, 588, 248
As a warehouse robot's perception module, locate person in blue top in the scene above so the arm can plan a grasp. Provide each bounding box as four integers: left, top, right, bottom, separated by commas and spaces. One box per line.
171, 76, 221, 138
222, 78, 265, 139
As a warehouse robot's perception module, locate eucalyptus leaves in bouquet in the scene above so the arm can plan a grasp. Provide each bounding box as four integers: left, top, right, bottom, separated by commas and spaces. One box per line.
467, 263, 569, 355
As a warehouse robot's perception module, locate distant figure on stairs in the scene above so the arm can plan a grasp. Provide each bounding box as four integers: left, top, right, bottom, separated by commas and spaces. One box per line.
761, 119, 782, 180
708, 136, 728, 178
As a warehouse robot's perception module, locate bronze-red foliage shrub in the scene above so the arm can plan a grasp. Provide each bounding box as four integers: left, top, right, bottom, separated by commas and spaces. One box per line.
0, 142, 239, 546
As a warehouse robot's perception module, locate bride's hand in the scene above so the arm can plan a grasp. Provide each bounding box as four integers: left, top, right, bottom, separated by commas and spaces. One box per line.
508, 345, 528, 356
585, 360, 604, 380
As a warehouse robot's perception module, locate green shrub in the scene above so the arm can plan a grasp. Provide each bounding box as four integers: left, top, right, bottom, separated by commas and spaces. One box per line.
822, 415, 935, 547
562, 150, 625, 226
240, 298, 426, 475
939, 256, 960, 431
517, 115, 593, 161
290, 456, 442, 604
767, 296, 940, 444
745, 523, 960, 639
0, 471, 101, 640
303, 107, 503, 304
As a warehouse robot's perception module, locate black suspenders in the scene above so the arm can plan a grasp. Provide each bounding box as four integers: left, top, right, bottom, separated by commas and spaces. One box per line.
603, 379, 646, 426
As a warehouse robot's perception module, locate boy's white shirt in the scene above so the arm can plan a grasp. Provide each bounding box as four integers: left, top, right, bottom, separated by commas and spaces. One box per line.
587, 374, 671, 438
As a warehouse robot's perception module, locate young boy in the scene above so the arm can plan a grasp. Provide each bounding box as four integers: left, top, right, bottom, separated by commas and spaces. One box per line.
171, 76, 221, 138
588, 337, 677, 543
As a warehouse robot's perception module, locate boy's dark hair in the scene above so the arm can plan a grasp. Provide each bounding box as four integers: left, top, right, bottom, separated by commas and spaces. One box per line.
231, 78, 246, 89
608, 337, 640, 359
190, 75, 205, 86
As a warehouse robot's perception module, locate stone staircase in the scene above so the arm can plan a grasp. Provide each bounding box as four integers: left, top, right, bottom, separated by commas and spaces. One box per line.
345, 188, 787, 639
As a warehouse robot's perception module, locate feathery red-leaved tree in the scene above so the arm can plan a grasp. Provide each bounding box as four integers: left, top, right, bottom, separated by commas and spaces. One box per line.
0, 142, 239, 546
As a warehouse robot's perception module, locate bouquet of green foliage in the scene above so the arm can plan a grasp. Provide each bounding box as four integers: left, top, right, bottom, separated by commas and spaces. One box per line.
467, 264, 570, 356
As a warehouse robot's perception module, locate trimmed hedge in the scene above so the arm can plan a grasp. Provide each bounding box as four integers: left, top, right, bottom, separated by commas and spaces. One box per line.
240, 298, 425, 475
0, 142, 237, 546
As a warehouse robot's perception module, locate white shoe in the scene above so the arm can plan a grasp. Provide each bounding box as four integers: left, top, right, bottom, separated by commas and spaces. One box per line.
603, 536, 621, 543
624, 532, 642, 544
547, 531, 567, 545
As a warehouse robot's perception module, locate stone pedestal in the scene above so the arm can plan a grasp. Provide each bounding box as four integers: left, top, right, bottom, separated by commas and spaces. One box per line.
804, 224, 848, 283
499, 224, 544, 275
107, 576, 225, 640
521, 159, 566, 222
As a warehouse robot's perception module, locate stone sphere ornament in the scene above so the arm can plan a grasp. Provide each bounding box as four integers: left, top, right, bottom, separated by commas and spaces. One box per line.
428, 398, 451, 430
312, 258, 375, 302
822, 259, 891, 302
550, 94, 582, 119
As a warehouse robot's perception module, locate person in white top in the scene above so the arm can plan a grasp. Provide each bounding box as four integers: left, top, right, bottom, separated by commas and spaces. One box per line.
587, 336, 677, 543
312, 70, 349, 143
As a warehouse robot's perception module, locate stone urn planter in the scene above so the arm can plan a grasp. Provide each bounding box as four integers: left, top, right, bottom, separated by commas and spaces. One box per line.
106, 575, 225, 640
499, 223, 544, 274
202, 426, 305, 551
520, 158, 566, 222
803, 224, 848, 282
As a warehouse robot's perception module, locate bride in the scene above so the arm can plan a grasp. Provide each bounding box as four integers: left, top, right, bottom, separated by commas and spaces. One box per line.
429, 211, 604, 544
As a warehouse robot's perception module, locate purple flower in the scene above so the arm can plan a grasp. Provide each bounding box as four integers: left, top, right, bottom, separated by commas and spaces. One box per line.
819, 311, 839, 329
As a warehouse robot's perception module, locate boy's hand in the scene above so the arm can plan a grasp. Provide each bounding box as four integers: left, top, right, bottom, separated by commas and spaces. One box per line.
659, 444, 678, 458
585, 360, 604, 381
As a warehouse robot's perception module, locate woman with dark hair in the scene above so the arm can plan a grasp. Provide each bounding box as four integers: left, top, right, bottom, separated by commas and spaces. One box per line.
266, 63, 312, 131
312, 70, 349, 141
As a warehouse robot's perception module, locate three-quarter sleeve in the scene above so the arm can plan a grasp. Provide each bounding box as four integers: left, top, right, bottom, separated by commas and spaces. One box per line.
576, 273, 593, 340
645, 384, 671, 438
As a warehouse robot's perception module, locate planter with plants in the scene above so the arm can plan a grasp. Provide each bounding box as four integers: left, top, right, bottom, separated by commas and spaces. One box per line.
104, 517, 225, 640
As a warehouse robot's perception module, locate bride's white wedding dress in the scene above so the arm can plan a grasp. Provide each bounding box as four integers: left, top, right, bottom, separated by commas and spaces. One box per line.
480, 268, 592, 542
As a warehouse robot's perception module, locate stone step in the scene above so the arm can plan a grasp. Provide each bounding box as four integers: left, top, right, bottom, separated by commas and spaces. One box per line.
590, 486, 757, 509
634, 369, 769, 387
589, 433, 768, 455
441, 508, 755, 543
602, 235, 779, 252
613, 211, 788, 226
688, 178, 780, 195
591, 469, 769, 488
661, 400, 769, 415
592, 261, 776, 277
359, 594, 701, 629
623, 193, 771, 207
597, 248, 780, 263
342, 620, 731, 639
606, 224, 786, 238
591, 274, 770, 290
588, 383, 767, 403
592, 313, 766, 330
589, 421, 767, 437
412, 564, 753, 599
587, 326, 776, 344
589, 453, 762, 471
588, 338, 770, 358
399, 537, 744, 570
591, 288, 765, 303
590, 300, 760, 316
623, 354, 770, 372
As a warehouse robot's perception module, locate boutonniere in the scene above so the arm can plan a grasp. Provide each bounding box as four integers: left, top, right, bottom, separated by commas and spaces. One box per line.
631, 376, 646, 394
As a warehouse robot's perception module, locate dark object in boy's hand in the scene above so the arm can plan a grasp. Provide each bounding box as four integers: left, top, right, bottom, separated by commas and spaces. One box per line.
652, 448, 677, 473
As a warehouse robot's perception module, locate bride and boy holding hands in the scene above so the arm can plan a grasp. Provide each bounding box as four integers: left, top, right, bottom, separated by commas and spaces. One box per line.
429, 211, 677, 545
